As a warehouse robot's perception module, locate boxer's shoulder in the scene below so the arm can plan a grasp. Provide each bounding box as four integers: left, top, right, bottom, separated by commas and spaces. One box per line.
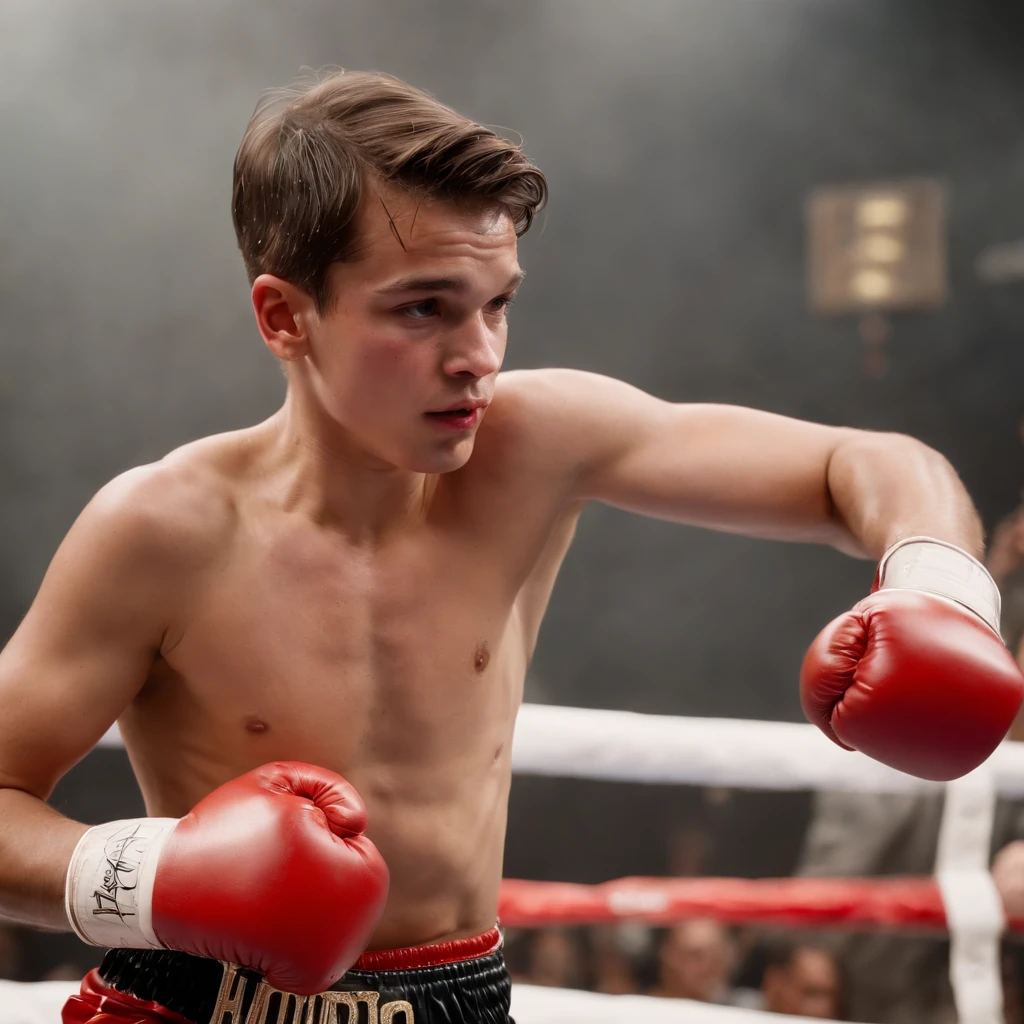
83, 431, 246, 569
493, 366, 613, 410
486, 368, 649, 480
488, 367, 622, 449
464, 369, 597, 496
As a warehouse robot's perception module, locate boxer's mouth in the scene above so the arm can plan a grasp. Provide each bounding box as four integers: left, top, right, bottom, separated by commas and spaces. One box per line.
425, 401, 488, 430
426, 400, 488, 414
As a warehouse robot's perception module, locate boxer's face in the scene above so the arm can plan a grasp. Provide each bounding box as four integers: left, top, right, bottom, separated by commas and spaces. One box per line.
308, 188, 522, 474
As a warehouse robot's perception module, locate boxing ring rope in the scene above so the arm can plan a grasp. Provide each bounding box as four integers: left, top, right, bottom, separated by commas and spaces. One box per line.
11, 706, 1019, 1024
0, 979, 854, 1024
498, 875, 1024, 933
509, 983, 843, 1023
97, 704, 1024, 794
507, 703, 1024, 795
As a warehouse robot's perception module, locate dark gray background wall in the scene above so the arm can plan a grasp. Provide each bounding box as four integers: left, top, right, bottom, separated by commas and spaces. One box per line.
3, 0, 1024, 977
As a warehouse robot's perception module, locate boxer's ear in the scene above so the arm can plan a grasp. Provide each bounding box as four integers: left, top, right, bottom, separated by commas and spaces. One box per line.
251, 275, 314, 363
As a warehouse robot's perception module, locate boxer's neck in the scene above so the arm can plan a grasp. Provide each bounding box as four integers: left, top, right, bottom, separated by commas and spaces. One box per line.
259, 396, 437, 543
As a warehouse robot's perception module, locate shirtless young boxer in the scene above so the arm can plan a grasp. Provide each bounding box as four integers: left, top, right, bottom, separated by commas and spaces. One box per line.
0, 70, 1021, 1024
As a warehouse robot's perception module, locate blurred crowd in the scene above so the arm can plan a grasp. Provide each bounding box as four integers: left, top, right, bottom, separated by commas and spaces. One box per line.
504, 921, 1024, 1021
506, 921, 844, 1018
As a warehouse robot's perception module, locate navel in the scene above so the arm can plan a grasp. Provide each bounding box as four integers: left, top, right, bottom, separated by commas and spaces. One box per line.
243, 714, 270, 735
473, 641, 491, 673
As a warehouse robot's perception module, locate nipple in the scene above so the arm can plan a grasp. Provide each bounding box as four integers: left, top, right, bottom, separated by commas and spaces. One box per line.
473, 641, 491, 673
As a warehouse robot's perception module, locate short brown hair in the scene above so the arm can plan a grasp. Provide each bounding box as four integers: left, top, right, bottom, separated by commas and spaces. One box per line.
232, 69, 548, 312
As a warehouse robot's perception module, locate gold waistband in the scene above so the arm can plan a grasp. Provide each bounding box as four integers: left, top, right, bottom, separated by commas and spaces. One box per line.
210, 963, 415, 1024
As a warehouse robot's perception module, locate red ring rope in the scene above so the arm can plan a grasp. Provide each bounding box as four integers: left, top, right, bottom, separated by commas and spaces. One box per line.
498, 876, 1024, 933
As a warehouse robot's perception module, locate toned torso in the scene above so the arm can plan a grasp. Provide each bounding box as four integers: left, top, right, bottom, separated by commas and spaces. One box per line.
118, 372, 582, 949
0, 358, 889, 943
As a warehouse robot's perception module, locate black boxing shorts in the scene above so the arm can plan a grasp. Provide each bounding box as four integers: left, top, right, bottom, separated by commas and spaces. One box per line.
62, 927, 513, 1024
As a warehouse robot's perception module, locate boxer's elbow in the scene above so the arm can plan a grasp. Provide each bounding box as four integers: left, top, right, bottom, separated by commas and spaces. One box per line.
826, 431, 981, 559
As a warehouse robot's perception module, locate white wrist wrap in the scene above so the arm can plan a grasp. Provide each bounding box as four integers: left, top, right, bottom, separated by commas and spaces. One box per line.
65, 817, 177, 949
876, 537, 1002, 635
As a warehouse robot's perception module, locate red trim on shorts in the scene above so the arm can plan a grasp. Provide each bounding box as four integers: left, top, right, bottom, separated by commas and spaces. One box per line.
353, 926, 502, 972
62, 968, 195, 1024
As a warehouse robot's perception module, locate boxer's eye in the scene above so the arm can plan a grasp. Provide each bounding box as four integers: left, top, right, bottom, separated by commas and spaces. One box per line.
401, 299, 438, 320
488, 296, 515, 315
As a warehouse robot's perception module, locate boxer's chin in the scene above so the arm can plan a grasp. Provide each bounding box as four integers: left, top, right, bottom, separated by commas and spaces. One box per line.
413, 437, 477, 475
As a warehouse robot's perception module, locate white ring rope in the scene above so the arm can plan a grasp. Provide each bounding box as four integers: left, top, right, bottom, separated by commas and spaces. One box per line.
510, 984, 852, 1023
508, 704, 1024, 794
936, 765, 1006, 1024
98, 704, 1024, 795
0, 979, 868, 1024
0, 980, 81, 1024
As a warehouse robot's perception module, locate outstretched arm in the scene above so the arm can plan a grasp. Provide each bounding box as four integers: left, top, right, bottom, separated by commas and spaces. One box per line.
520, 369, 981, 557
500, 368, 1014, 782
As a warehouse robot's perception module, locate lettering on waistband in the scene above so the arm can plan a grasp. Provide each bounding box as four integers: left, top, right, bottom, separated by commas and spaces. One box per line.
210, 964, 416, 1024
380, 1001, 415, 1023
211, 964, 247, 1022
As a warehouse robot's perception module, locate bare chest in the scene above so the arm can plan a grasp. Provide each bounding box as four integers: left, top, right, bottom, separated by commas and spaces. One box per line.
132, 519, 531, 776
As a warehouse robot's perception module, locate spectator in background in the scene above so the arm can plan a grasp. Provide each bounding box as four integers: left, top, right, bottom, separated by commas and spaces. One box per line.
761, 939, 842, 1019
523, 927, 588, 990
500, 927, 532, 985
987, 496, 1024, 636
589, 924, 644, 995
650, 918, 737, 1003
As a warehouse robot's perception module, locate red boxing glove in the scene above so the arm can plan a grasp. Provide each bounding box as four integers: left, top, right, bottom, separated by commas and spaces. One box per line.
65, 762, 389, 994
801, 537, 1024, 781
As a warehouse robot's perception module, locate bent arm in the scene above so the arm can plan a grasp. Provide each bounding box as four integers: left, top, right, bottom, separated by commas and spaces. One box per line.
516, 369, 981, 559
0, 468, 193, 929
